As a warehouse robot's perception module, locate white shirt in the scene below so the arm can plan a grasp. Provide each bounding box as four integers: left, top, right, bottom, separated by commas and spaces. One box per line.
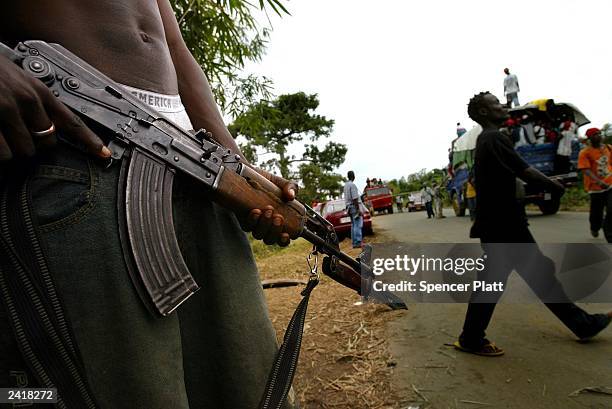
504, 74, 520, 95
558, 123, 577, 157
421, 188, 433, 202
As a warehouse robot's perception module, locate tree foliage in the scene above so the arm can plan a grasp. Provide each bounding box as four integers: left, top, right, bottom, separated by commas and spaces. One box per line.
229, 92, 346, 203
387, 169, 447, 195
169, 0, 289, 116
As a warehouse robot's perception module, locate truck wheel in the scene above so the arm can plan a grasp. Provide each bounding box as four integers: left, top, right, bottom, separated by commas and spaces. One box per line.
452, 193, 466, 217
363, 226, 373, 236
388, 206, 394, 214
537, 197, 561, 215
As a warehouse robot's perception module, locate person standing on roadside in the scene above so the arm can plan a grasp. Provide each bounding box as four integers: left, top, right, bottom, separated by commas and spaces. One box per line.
395, 194, 403, 213
503, 67, 520, 108
578, 128, 612, 241
455, 92, 611, 357
421, 185, 434, 219
432, 182, 446, 219
344, 171, 364, 248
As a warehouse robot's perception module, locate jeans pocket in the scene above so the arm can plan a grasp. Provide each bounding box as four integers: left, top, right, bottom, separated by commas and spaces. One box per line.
29, 163, 96, 231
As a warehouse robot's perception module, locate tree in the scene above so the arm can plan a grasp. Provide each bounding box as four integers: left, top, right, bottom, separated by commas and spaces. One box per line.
298, 164, 345, 205
169, 0, 289, 116
388, 177, 410, 194
229, 92, 347, 203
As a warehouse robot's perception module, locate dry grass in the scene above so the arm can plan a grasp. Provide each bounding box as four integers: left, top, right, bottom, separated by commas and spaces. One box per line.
256, 233, 408, 409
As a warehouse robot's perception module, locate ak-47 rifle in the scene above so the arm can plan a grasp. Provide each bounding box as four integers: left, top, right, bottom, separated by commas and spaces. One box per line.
0, 40, 406, 317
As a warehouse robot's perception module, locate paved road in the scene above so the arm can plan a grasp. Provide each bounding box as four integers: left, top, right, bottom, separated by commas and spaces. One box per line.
373, 208, 602, 243
370, 210, 612, 409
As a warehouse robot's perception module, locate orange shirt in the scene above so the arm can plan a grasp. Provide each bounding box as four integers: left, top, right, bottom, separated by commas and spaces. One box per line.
578, 144, 612, 192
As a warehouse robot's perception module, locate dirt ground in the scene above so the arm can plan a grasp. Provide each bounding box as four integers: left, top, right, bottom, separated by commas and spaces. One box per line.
256, 233, 408, 409
256, 217, 612, 409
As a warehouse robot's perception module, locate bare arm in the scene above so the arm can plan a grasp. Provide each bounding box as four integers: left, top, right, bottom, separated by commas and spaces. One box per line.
157, 0, 299, 245
583, 169, 609, 188
157, 0, 296, 197
156, 0, 240, 154
519, 167, 565, 193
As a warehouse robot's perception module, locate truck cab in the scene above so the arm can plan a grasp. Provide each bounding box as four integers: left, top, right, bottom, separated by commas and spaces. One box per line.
363, 185, 394, 214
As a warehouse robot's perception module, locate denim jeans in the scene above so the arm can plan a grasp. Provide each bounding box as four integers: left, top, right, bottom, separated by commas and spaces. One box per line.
0, 143, 295, 409
350, 214, 363, 247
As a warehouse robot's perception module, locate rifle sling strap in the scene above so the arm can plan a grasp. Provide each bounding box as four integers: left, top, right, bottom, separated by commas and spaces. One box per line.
0, 170, 98, 409
259, 277, 318, 409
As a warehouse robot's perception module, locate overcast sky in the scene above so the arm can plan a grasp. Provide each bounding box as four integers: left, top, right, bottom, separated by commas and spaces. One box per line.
244, 0, 612, 190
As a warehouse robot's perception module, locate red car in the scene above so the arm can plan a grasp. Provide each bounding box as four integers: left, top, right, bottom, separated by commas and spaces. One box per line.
318, 199, 373, 239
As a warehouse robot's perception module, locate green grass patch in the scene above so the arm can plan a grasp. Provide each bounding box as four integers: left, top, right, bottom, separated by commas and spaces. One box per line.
560, 185, 590, 211
248, 234, 313, 260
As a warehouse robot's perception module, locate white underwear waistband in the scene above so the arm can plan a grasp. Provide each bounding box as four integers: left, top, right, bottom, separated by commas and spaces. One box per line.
118, 83, 193, 131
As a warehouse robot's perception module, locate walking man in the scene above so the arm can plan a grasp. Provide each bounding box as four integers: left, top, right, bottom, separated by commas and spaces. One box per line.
503, 67, 520, 108
578, 127, 612, 241
344, 171, 364, 248
455, 92, 611, 356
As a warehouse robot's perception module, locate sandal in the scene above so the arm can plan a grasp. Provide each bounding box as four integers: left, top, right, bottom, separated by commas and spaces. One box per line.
453, 340, 505, 357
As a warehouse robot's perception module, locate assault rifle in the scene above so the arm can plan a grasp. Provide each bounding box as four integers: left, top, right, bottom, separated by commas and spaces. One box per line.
0, 41, 406, 316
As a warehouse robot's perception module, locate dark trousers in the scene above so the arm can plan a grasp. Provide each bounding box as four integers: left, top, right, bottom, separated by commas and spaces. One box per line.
460, 227, 600, 347
467, 197, 476, 221
425, 201, 434, 218
0, 144, 294, 409
589, 190, 612, 242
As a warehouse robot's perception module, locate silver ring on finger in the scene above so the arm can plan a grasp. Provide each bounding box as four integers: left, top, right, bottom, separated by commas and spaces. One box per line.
31, 122, 56, 137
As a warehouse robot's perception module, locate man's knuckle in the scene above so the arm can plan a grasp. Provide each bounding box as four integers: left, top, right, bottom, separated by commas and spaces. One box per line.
0, 98, 18, 117
68, 115, 87, 130
15, 89, 38, 105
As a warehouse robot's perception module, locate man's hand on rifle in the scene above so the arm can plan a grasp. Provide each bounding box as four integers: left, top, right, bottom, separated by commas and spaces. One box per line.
0, 54, 111, 162
242, 169, 299, 247
0, 51, 299, 248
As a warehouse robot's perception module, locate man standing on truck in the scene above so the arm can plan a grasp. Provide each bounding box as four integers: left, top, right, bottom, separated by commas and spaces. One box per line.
503, 67, 520, 108
344, 171, 364, 248
455, 92, 611, 356
578, 127, 612, 241
457, 122, 467, 137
